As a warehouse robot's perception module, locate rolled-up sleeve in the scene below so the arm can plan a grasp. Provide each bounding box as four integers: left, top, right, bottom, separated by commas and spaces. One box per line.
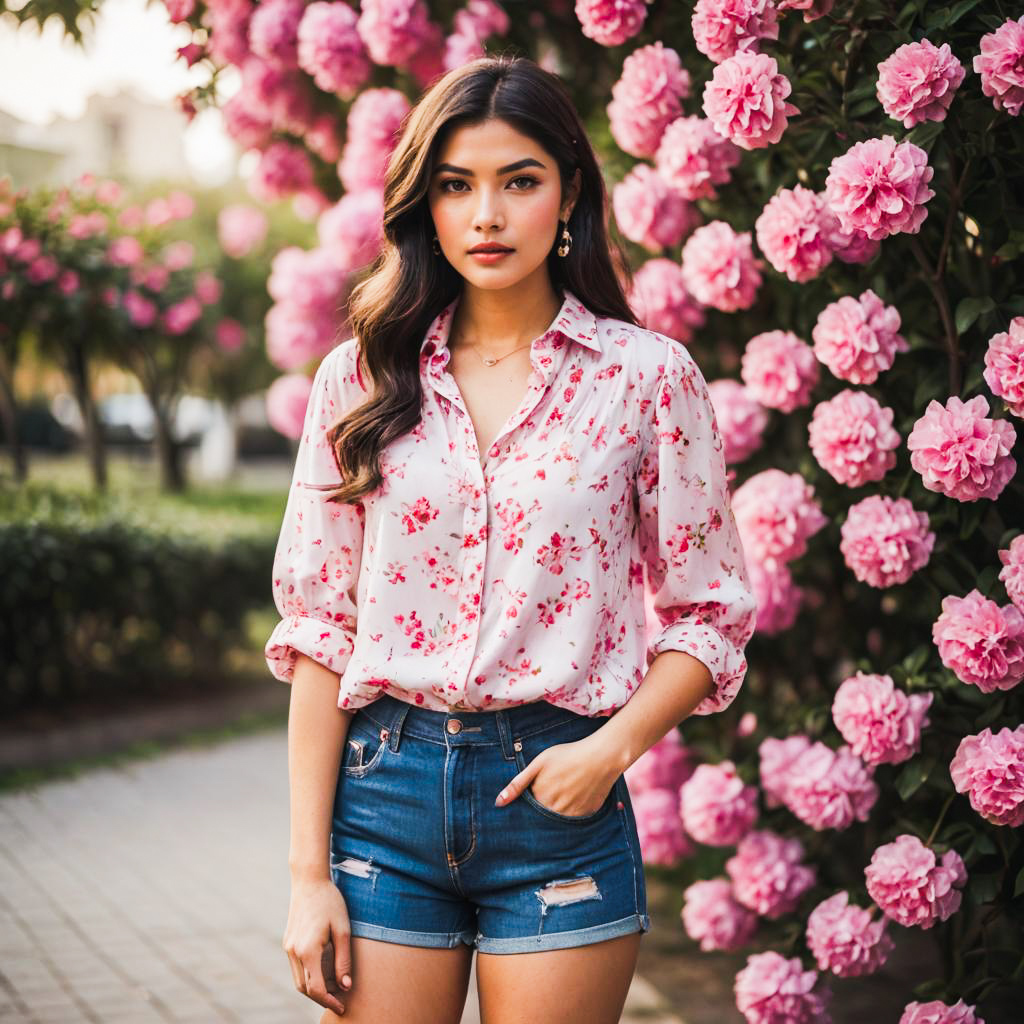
265, 346, 364, 684
636, 339, 757, 715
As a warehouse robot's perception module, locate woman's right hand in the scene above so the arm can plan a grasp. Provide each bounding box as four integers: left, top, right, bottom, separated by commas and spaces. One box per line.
283, 877, 353, 1016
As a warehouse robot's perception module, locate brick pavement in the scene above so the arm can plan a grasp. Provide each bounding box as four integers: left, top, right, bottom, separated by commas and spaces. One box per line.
0, 730, 683, 1024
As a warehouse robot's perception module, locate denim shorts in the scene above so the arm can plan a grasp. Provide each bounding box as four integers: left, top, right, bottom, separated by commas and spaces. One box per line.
329, 693, 650, 954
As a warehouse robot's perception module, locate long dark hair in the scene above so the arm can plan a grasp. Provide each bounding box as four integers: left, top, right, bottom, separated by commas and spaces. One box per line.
323, 53, 638, 505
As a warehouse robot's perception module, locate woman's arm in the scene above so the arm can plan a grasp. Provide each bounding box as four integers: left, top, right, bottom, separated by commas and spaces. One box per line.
287, 653, 353, 882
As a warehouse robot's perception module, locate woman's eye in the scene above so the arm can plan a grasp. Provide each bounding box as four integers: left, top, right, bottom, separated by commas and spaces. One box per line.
439, 176, 538, 193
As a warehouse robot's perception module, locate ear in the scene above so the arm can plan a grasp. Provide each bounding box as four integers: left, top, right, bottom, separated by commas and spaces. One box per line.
562, 167, 582, 221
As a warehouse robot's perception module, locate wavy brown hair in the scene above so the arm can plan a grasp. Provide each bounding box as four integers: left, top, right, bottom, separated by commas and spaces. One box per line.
321, 53, 639, 506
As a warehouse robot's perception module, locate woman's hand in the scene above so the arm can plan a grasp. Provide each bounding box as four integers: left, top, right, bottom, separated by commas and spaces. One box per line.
495, 732, 620, 817
283, 877, 353, 1016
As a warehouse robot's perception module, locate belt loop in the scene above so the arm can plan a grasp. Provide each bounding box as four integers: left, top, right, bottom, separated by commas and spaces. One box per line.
495, 710, 515, 761
387, 697, 411, 752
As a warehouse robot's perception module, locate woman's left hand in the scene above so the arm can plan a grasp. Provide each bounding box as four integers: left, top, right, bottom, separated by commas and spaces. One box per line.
495, 732, 620, 817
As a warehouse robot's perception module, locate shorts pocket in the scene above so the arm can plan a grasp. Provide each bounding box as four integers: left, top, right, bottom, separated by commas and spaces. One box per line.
511, 719, 617, 825
341, 715, 390, 779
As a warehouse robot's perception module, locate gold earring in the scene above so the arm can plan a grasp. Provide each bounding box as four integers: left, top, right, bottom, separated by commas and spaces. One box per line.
557, 219, 572, 258
432, 234, 441, 255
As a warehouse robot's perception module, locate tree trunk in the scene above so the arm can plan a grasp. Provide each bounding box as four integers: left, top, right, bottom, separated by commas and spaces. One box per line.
0, 342, 27, 482
66, 340, 107, 491
150, 395, 185, 493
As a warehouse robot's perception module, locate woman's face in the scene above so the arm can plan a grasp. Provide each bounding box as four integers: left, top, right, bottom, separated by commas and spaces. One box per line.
427, 118, 580, 291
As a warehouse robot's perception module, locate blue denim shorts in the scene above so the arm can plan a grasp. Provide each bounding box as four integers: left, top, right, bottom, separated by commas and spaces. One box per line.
329, 693, 650, 954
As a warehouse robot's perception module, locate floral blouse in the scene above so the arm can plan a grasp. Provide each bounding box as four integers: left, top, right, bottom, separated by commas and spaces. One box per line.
265, 288, 756, 717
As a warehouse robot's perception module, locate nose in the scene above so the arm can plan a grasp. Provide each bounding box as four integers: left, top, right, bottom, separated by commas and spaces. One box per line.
471, 189, 505, 232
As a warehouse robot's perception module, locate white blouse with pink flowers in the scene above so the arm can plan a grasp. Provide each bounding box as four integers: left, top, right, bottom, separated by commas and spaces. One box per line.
265, 288, 756, 718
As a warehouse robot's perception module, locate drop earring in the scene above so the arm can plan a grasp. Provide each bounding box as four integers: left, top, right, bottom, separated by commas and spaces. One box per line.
557, 219, 572, 258
432, 234, 441, 255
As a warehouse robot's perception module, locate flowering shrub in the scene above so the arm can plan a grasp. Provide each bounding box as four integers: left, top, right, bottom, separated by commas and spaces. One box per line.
128, 0, 1024, 1016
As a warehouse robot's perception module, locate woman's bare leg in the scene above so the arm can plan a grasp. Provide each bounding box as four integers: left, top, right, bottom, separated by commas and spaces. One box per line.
317, 937, 474, 1024
475, 931, 643, 1024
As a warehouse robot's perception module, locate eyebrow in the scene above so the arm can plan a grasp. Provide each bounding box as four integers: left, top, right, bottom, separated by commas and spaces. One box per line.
433, 158, 547, 176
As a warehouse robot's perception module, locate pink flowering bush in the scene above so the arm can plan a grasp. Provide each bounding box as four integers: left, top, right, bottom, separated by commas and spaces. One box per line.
691, 0, 778, 65
949, 725, 1024, 827
628, 258, 706, 344
707, 378, 769, 464
608, 42, 690, 158
807, 389, 900, 487
983, 316, 1024, 418
932, 590, 1024, 693
702, 51, 799, 150
999, 535, 1024, 611
681, 220, 762, 311
755, 184, 835, 283
900, 1000, 984, 1024
681, 878, 758, 951
811, 288, 908, 385
679, 760, 759, 846
612, 164, 698, 251
631, 787, 694, 865
741, 329, 819, 412
973, 15, 1024, 117
839, 495, 935, 588
781, 739, 879, 831
726, 829, 817, 918
805, 891, 894, 977
732, 468, 826, 563
832, 672, 933, 766
655, 115, 742, 201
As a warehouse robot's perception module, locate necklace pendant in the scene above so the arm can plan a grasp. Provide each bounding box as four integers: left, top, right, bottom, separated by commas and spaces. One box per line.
482, 356, 497, 366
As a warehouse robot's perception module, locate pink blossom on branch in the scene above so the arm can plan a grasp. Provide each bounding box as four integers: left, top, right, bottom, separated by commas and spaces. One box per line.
734, 951, 832, 1024
812, 288, 908, 385
726, 829, 817, 918
839, 494, 935, 589
824, 135, 934, 241
999, 535, 1024, 612
775, 0, 834, 22
832, 671, 933, 766
627, 258, 706, 345
612, 164, 698, 251
755, 184, 836, 283
655, 115, 741, 201
702, 51, 799, 150
357, 0, 432, 66
748, 557, 803, 634
740, 329, 819, 412
949, 725, 1024, 827
682, 878, 758, 952
732, 468, 826, 563
266, 371, 314, 440
296, 1, 371, 98
805, 891, 894, 977
973, 15, 1024, 117
907, 394, 1017, 503
574, 0, 651, 47
608, 42, 690, 159
681, 220, 762, 311
249, 0, 305, 70
782, 740, 879, 831
691, 0, 778, 65
631, 787, 693, 865
900, 999, 984, 1024
807, 389, 900, 487
759, 734, 812, 809
680, 760, 759, 846
707, 379, 769, 464
983, 315, 1024, 417
876, 39, 966, 129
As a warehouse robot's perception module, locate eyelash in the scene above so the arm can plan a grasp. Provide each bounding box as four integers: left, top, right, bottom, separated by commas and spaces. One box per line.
439, 175, 540, 193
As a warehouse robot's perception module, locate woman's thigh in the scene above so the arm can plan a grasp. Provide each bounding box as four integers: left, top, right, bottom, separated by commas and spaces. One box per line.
317, 937, 474, 1024
476, 931, 643, 1024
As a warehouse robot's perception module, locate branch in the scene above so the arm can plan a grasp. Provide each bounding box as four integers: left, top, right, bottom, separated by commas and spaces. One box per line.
909, 235, 961, 396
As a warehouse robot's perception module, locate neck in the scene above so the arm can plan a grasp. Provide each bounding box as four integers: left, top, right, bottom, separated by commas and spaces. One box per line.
450, 279, 563, 357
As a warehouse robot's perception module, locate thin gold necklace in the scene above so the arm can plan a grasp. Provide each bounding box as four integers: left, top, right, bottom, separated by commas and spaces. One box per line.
467, 339, 534, 366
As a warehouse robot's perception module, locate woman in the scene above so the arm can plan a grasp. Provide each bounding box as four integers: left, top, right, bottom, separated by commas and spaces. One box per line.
268, 54, 756, 1024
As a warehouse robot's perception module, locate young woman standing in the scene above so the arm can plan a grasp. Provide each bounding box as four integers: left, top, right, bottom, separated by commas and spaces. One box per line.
268, 55, 756, 1024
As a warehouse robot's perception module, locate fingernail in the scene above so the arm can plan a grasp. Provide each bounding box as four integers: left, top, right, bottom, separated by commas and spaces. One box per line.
342, 974, 352, 988
495, 789, 506, 806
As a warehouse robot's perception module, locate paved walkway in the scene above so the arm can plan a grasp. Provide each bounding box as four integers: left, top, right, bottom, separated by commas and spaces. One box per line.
0, 730, 684, 1023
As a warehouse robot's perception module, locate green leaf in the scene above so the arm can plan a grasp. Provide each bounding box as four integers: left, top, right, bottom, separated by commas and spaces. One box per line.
896, 755, 937, 800
946, 0, 985, 26
976, 696, 1007, 728
1014, 866, 1024, 898
955, 296, 997, 335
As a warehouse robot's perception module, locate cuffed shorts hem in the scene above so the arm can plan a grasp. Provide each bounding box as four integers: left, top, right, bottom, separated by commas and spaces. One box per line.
474, 912, 651, 954
349, 919, 477, 949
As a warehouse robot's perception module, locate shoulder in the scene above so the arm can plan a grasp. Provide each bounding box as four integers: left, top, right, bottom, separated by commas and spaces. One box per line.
319, 336, 370, 399
593, 314, 707, 397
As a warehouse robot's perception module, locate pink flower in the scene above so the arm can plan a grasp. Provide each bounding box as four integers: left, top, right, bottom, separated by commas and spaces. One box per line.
755, 185, 836, 283
608, 42, 690, 159
356, 0, 431, 65
265, 302, 340, 371
163, 240, 194, 271
249, 140, 315, 202
57, 269, 79, 296
950, 725, 1024, 827
708, 379, 768, 464
735, 951, 831, 1024
632, 787, 693, 866
317, 188, 385, 270
297, 1, 370, 98
26, 254, 58, 284
775, 0, 833, 22
732, 469, 827, 563
680, 760, 759, 846
907, 394, 1017, 502
574, 0, 650, 47
832, 672, 933, 766
727, 829, 817, 918
825, 214, 881, 265
613, 164, 698, 252
268, 245, 349, 315
983, 315, 1024, 417
812, 289, 908, 385
839, 494, 935, 589
691, 0, 778, 64
250, 0, 305, 68
221, 91, 274, 151
806, 891, 894, 977
162, 295, 203, 335
824, 136, 935, 241
682, 878, 757, 952
215, 317, 246, 352
998, 535, 1024, 612
195, 270, 222, 305
973, 15, 1024, 117
625, 728, 697, 794
655, 115, 742, 201
218, 204, 268, 259
338, 87, 411, 193
877, 39, 966, 129
741, 330, 819, 413
808, 389, 900, 487
108, 236, 144, 267
266, 371, 314, 441
865, 834, 966, 929
628, 259, 706, 345
681, 220, 762, 312
122, 290, 158, 329
783, 741, 879, 832
702, 51, 800, 150
932, 589, 1024, 693
748, 558, 803, 634
900, 999, 984, 1024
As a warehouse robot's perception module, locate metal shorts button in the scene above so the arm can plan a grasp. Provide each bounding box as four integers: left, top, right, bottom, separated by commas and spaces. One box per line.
446, 719, 462, 734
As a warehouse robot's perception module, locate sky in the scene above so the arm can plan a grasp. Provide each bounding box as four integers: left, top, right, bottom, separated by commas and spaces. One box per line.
0, 0, 238, 185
